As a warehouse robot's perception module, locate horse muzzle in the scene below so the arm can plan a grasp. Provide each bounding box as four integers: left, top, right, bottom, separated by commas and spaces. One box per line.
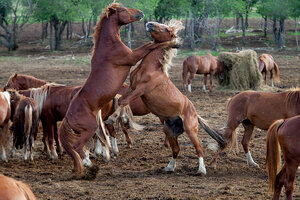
134, 11, 144, 21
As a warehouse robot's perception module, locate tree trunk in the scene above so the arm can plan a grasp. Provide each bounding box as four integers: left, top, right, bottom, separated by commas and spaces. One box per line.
49, 21, 53, 51
236, 13, 240, 29
245, 9, 249, 29
42, 21, 48, 41
82, 18, 87, 41
127, 23, 131, 49
87, 17, 92, 37
295, 18, 299, 50
240, 14, 245, 45
279, 18, 285, 48
51, 16, 67, 51
69, 21, 72, 40
187, 11, 195, 50
264, 17, 267, 38
66, 21, 70, 40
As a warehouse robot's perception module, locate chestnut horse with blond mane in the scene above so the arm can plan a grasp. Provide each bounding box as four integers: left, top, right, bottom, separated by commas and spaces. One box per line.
0, 174, 36, 200
182, 54, 224, 92
107, 20, 226, 174
266, 115, 300, 200
258, 54, 279, 87
0, 91, 11, 162
211, 88, 300, 169
59, 2, 176, 177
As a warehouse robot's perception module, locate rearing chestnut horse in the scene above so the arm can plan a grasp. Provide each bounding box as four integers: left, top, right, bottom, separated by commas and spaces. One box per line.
59, 2, 176, 176
107, 20, 226, 174
266, 115, 300, 200
182, 54, 224, 92
258, 54, 279, 87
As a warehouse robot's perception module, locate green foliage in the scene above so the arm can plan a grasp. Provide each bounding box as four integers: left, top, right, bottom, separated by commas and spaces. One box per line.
154, 0, 191, 20
257, 0, 289, 19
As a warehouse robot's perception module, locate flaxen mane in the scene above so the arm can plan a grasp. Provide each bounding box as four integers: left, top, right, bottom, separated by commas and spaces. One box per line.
29, 83, 61, 115
285, 87, 300, 113
92, 1, 120, 58
160, 20, 184, 77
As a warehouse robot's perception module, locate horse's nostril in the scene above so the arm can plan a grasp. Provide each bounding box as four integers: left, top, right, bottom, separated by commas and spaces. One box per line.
146, 23, 154, 31
135, 11, 144, 20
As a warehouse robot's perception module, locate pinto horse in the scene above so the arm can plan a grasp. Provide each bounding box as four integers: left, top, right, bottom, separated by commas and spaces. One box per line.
107, 20, 226, 174
58, 2, 177, 176
258, 54, 280, 87
0, 91, 11, 162
0, 174, 36, 200
266, 115, 300, 200
7, 90, 39, 161
182, 54, 224, 92
212, 88, 300, 169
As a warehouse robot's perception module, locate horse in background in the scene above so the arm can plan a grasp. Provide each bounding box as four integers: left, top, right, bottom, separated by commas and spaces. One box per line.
59, 2, 177, 177
107, 20, 226, 175
258, 54, 279, 87
4, 73, 47, 90
211, 88, 300, 169
7, 90, 39, 161
266, 115, 300, 200
0, 174, 36, 200
182, 54, 224, 92
0, 91, 11, 162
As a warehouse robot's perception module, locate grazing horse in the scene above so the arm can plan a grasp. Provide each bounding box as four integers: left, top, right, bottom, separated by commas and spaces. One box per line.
182, 54, 224, 92
0, 91, 11, 162
258, 54, 279, 87
0, 174, 36, 200
107, 20, 226, 174
59, 2, 176, 177
211, 88, 300, 168
266, 115, 300, 200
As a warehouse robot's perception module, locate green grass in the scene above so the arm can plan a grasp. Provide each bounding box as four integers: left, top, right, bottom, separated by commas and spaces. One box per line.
288, 32, 300, 36
70, 57, 90, 65
0, 56, 28, 61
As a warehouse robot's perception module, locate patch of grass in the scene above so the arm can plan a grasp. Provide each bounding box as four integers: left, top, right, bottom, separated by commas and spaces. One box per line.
288, 32, 300, 36
71, 57, 90, 65
0, 56, 28, 61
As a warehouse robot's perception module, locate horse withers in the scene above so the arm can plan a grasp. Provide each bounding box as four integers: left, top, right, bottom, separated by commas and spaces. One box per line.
258, 54, 279, 87
182, 54, 224, 92
107, 20, 226, 175
266, 115, 300, 200
212, 88, 300, 169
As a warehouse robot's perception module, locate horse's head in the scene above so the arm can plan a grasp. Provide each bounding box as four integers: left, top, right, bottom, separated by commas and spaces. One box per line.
146, 20, 184, 43
4, 73, 23, 91
105, 2, 144, 25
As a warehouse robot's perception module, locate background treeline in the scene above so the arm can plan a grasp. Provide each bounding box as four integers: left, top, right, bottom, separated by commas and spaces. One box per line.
0, 0, 300, 51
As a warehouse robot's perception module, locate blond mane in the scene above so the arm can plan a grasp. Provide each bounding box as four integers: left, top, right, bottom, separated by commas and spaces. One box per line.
91, 1, 120, 58
160, 20, 184, 77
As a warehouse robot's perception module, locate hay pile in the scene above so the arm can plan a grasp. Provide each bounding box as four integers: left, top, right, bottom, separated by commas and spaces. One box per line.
217, 50, 263, 90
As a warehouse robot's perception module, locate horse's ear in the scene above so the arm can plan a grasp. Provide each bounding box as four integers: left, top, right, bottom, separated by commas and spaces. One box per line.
13, 73, 18, 78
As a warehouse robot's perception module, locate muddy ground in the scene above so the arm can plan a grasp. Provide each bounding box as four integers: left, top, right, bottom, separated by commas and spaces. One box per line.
0, 48, 299, 200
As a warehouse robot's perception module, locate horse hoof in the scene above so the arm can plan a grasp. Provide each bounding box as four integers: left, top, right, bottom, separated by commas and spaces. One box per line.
164, 167, 175, 172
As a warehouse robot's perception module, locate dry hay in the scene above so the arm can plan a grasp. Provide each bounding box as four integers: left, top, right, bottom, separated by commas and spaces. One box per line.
217, 50, 263, 90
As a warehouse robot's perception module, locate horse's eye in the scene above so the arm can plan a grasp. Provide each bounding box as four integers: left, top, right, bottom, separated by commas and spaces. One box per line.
165, 28, 169, 32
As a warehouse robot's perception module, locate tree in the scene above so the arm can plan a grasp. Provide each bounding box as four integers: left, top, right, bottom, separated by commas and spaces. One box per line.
0, 0, 34, 51
289, 0, 300, 49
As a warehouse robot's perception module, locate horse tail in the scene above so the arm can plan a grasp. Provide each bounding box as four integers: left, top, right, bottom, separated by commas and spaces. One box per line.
122, 104, 144, 131
59, 118, 83, 174
266, 119, 284, 194
273, 61, 280, 83
15, 179, 37, 200
197, 115, 226, 149
182, 60, 188, 90
24, 105, 32, 143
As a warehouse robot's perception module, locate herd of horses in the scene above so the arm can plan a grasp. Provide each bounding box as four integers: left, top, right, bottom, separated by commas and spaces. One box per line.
0, 2, 299, 200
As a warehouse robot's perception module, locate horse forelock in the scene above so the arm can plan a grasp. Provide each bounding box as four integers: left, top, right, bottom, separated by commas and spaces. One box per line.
92, 2, 120, 58
160, 48, 177, 77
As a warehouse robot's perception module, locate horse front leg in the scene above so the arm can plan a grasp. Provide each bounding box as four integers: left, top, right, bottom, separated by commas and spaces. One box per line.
187, 73, 195, 93
1, 123, 9, 162
203, 74, 208, 92
209, 73, 213, 92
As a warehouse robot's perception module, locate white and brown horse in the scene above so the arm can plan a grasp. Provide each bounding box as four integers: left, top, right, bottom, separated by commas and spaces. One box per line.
107, 20, 226, 174
258, 54, 279, 87
0, 91, 11, 162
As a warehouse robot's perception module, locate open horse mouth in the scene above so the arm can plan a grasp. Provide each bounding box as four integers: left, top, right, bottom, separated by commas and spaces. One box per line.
145, 22, 154, 32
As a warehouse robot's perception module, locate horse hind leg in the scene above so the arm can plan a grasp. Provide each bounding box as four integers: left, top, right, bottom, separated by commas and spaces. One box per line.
1, 123, 9, 162
270, 70, 274, 87
272, 164, 287, 200
284, 161, 298, 200
187, 73, 195, 93
241, 120, 258, 167
203, 75, 208, 92
163, 125, 180, 172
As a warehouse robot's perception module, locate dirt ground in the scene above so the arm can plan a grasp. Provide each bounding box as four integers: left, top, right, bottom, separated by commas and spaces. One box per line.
0, 47, 299, 200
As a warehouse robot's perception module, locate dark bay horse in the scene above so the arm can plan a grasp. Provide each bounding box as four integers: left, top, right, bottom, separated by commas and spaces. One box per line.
258, 54, 280, 87
0, 174, 36, 200
107, 20, 226, 174
8, 90, 39, 161
266, 115, 300, 200
0, 91, 11, 162
182, 54, 224, 92
59, 2, 177, 176
212, 89, 300, 168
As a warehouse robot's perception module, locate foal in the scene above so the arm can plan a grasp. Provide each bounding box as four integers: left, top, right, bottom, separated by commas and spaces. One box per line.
8, 90, 39, 161
107, 20, 226, 174
182, 54, 224, 92
258, 54, 279, 87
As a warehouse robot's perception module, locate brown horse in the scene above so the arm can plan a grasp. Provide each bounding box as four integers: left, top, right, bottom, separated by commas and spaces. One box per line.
258, 54, 280, 87
59, 2, 176, 176
266, 115, 300, 200
7, 90, 39, 161
182, 54, 224, 92
0, 91, 11, 162
107, 20, 226, 174
4, 73, 47, 90
0, 174, 36, 200
212, 88, 300, 168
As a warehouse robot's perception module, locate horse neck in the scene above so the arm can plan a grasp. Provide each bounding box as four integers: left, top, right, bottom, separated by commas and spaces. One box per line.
141, 48, 166, 73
